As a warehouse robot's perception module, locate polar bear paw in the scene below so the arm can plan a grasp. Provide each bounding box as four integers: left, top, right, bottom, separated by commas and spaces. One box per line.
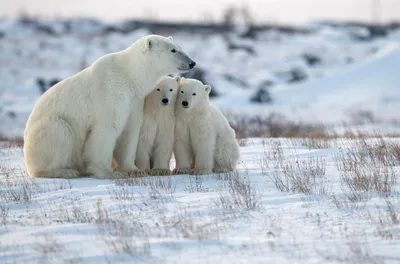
149, 168, 171, 176
39, 169, 80, 179
213, 167, 233, 174
127, 170, 147, 177
172, 168, 192, 175
190, 168, 213, 175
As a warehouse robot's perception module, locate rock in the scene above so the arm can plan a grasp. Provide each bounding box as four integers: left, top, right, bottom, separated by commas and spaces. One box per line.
7, 111, 16, 119
49, 79, 60, 87
36, 78, 61, 94
250, 80, 274, 104
302, 53, 321, 67
287, 68, 308, 83
36, 78, 47, 94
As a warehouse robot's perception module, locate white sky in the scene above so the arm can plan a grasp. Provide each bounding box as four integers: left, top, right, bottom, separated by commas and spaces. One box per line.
1, 0, 400, 24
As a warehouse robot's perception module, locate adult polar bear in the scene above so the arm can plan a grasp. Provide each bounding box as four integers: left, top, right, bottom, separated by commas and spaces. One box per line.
24, 35, 195, 179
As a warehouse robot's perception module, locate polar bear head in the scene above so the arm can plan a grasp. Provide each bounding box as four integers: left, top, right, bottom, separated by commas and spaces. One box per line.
146, 76, 180, 107
139, 35, 196, 75
176, 77, 212, 111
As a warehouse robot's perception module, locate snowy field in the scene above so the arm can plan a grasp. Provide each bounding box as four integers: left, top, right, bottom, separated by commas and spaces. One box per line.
1, 136, 400, 263
1, 18, 400, 263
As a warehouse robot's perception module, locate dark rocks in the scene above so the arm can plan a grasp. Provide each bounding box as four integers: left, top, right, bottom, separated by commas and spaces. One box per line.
276, 68, 308, 84
250, 80, 274, 104
287, 68, 308, 83
302, 53, 322, 67
36, 78, 61, 94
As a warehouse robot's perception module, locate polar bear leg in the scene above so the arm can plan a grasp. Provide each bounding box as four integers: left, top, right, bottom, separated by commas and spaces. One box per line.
135, 140, 152, 171
24, 117, 80, 178
83, 126, 118, 179
152, 128, 174, 171
114, 104, 143, 172
192, 137, 215, 175
173, 140, 193, 174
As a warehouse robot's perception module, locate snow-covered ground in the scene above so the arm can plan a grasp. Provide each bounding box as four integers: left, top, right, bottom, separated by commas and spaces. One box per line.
1, 19, 400, 137
1, 137, 400, 263
1, 19, 400, 262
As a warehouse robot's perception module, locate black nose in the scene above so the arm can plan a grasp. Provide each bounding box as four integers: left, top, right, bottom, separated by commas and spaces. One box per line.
189, 62, 196, 69
182, 101, 188, 107
162, 98, 169, 104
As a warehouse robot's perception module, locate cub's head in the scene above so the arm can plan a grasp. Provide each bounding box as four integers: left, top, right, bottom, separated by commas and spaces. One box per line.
148, 76, 180, 106
176, 77, 211, 111
141, 35, 196, 75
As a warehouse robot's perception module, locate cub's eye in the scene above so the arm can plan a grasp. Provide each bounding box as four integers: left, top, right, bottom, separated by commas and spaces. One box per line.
171, 49, 176, 53
169, 89, 173, 92
192, 93, 196, 96
181, 91, 184, 94
157, 89, 160, 91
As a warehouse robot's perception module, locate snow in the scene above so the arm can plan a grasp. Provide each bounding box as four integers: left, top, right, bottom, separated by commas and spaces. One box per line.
1, 19, 400, 262
1, 138, 400, 263
213, 42, 400, 124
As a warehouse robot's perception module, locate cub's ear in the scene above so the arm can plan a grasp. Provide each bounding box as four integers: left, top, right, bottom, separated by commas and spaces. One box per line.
204, 85, 212, 95
142, 36, 152, 54
167, 36, 173, 41
174, 76, 181, 82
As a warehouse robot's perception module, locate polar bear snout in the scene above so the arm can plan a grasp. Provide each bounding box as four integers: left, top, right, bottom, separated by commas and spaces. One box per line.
162, 98, 169, 105
189, 61, 196, 69
182, 101, 189, 108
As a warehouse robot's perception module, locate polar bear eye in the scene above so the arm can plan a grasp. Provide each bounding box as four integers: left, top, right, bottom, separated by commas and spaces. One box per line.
157, 88, 160, 91
171, 49, 176, 53
181, 91, 184, 94
192, 93, 196, 96
169, 89, 173, 92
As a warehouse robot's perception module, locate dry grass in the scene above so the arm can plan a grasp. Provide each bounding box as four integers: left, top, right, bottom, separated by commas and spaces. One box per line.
259, 141, 330, 195
184, 175, 209, 193
334, 138, 398, 198
280, 157, 329, 195
100, 220, 151, 259
316, 240, 383, 264
114, 175, 176, 192
226, 112, 327, 138
0, 136, 24, 148
215, 170, 262, 210
368, 198, 400, 240
0, 165, 40, 203
33, 234, 67, 263
0, 204, 9, 226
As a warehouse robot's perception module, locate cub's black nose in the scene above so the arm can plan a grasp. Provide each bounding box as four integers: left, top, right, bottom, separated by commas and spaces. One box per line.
182, 101, 189, 107
162, 98, 169, 104
189, 62, 196, 69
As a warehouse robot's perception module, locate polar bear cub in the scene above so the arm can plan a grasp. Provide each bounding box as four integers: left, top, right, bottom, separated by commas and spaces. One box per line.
135, 76, 180, 175
173, 78, 240, 174
24, 34, 195, 179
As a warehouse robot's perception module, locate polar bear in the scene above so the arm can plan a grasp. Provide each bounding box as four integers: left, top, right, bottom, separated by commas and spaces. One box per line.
135, 76, 180, 175
24, 35, 195, 179
173, 78, 240, 175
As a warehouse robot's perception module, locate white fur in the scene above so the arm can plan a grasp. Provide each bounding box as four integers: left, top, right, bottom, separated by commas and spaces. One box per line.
24, 34, 195, 179
173, 78, 240, 175
136, 76, 180, 174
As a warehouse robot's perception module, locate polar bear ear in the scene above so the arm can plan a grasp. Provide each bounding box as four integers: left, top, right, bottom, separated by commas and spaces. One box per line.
174, 76, 181, 82
204, 85, 212, 95
143, 37, 152, 54
167, 36, 173, 42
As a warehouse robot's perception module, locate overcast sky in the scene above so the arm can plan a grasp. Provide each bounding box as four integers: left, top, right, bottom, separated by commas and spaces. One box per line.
1, 0, 400, 24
